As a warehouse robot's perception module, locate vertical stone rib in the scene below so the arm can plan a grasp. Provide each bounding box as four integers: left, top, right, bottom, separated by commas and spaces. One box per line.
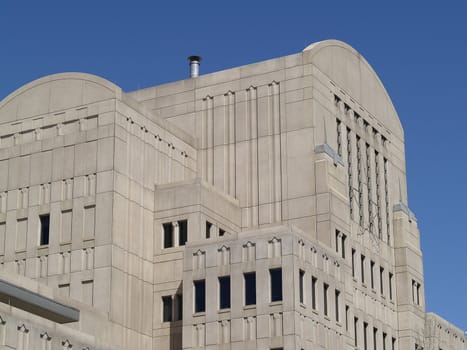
206, 96, 214, 185
272, 82, 282, 222
201, 97, 208, 182
228, 92, 236, 197
248, 86, 259, 227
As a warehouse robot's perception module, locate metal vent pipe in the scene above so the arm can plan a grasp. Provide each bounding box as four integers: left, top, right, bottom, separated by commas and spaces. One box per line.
188, 55, 202, 78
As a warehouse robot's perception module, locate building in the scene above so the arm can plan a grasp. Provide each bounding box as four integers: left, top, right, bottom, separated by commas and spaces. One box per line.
0, 39, 464, 350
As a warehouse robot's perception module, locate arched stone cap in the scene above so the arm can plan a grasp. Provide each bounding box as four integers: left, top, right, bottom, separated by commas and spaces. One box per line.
303, 40, 403, 139
0, 72, 123, 123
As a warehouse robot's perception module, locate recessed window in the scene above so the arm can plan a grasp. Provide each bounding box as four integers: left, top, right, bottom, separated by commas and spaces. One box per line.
299, 269, 305, 304
392, 337, 396, 350
219, 276, 231, 309
361, 254, 366, 284
351, 249, 356, 278
39, 214, 50, 246
363, 322, 368, 350
380, 267, 385, 295
389, 272, 393, 300
323, 283, 329, 316
354, 317, 359, 347
244, 272, 256, 306
370, 260, 375, 289
311, 276, 317, 310
206, 221, 212, 239
163, 223, 173, 248
383, 332, 387, 350
345, 305, 349, 331
162, 296, 172, 322
178, 220, 188, 246
335, 289, 340, 322
270, 268, 282, 302
219, 228, 225, 237
175, 294, 183, 321
194, 280, 206, 313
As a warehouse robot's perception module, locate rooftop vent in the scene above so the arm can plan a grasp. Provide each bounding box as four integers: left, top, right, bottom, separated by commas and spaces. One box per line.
188, 55, 202, 78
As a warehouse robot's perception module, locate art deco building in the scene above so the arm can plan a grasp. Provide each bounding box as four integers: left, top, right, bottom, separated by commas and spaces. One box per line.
0, 40, 464, 350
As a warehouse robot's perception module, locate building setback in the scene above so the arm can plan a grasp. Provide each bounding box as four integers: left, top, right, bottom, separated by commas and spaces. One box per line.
0, 40, 464, 350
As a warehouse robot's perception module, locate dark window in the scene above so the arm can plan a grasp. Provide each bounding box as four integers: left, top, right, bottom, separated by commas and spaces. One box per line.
380, 267, 385, 295
354, 317, 359, 347
219, 228, 225, 237
206, 221, 212, 239
383, 332, 387, 350
175, 294, 183, 321
299, 270, 305, 304
39, 214, 50, 245
392, 337, 396, 350
364, 322, 368, 350
389, 273, 393, 300
163, 223, 173, 248
162, 296, 172, 322
361, 255, 366, 284
335, 289, 340, 322
244, 272, 256, 305
341, 234, 346, 259
270, 268, 282, 302
323, 283, 329, 316
370, 261, 375, 289
373, 327, 378, 350
178, 220, 188, 246
219, 276, 231, 309
311, 276, 317, 309
345, 305, 349, 331
194, 280, 206, 313
351, 249, 356, 277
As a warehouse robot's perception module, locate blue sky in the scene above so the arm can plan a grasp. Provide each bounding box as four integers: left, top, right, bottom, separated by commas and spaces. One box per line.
1, 1, 466, 330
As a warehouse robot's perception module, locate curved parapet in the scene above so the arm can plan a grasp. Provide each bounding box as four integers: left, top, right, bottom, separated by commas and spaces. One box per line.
0, 72, 123, 123
303, 39, 403, 139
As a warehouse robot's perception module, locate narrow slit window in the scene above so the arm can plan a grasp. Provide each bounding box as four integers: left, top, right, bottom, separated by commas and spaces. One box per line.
352, 249, 356, 278
299, 269, 305, 304
335, 289, 340, 322
194, 280, 206, 313
311, 276, 317, 310
175, 294, 183, 321
162, 296, 172, 322
178, 219, 188, 246
380, 267, 385, 295
244, 272, 256, 306
323, 283, 329, 316
370, 260, 375, 289
163, 222, 173, 248
39, 214, 50, 246
361, 255, 366, 284
389, 272, 393, 300
219, 228, 225, 237
219, 276, 231, 309
206, 221, 212, 239
270, 268, 282, 302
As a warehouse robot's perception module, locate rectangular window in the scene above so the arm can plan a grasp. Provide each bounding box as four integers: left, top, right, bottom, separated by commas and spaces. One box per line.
162, 296, 172, 322
380, 267, 385, 295
270, 268, 282, 302
176, 294, 183, 321
389, 273, 393, 300
244, 272, 256, 305
370, 260, 375, 289
345, 305, 349, 331
341, 234, 346, 259
194, 280, 206, 313
163, 222, 173, 248
219, 276, 231, 309
392, 337, 396, 350
352, 249, 356, 278
373, 327, 378, 350
383, 332, 387, 350
39, 214, 50, 246
364, 322, 368, 350
335, 289, 340, 322
299, 269, 305, 304
361, 255, 366, 284
219, 228, 225, 237
354, 317, 359, 347
206, 221, 212, 239
178, 220, 187, 246
323, 283, 329, 316
311, 276, 317, 310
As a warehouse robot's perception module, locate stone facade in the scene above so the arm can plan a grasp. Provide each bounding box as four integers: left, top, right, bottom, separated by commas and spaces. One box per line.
0, 40, 463, 350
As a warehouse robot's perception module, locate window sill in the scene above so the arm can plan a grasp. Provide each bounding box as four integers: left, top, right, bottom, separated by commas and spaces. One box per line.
243, 304, 256, 310
218, 308, 230, 314
193, 312, 206, 317
324, 315, 331, 321
299, 302, 306, 309
312, 308, 319, 315
269, 300, 283, 306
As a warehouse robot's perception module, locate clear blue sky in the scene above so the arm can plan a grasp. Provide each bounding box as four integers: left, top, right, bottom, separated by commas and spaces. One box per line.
1, 1, 466, 330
